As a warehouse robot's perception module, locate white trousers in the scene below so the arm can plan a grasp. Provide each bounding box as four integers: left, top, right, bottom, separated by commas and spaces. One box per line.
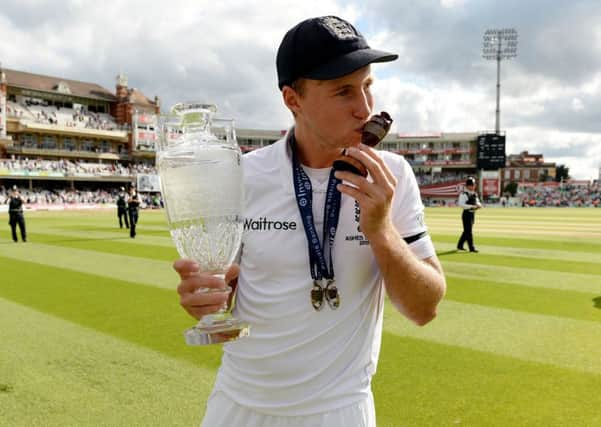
200, 390, 376, 427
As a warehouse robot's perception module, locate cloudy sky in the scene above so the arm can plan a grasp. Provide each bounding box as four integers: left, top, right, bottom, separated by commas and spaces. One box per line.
1, 0, 600, 180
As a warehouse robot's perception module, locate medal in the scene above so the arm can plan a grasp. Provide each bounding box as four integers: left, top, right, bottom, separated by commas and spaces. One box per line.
311, 281, 325, 310
290, 134, 342, 311
311, 279, 340, 310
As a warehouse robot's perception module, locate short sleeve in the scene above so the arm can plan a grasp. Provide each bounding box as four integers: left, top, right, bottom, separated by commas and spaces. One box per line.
384, 153, 436, 260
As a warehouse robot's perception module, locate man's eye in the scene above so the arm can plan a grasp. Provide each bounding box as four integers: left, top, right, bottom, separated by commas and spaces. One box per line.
336, 88, 350, 96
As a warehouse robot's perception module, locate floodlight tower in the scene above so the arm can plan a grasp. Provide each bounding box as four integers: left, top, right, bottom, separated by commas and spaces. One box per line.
482, 28, 518, 134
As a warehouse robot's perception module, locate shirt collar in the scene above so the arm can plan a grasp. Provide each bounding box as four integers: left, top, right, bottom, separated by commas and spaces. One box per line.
277, 127, 296, 195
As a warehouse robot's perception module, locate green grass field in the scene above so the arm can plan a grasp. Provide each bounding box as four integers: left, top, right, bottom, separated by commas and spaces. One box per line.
1, 207, 600, 426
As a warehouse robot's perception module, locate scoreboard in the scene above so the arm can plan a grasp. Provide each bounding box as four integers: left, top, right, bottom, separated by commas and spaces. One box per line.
477, 133, 506, 170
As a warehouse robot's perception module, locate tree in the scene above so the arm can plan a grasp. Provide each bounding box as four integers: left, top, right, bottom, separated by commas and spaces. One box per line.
504, 181, 518, 196
555, 164, 570, 182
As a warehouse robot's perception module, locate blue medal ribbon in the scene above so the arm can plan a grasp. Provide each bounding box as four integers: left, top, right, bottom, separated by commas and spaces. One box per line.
290, 135, 342, 282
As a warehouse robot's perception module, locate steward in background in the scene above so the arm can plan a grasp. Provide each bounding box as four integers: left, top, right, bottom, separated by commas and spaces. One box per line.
456, 176, 482, 252
8, 186, 27, 242
116, 187, 129, 229
127, 191, 140, 238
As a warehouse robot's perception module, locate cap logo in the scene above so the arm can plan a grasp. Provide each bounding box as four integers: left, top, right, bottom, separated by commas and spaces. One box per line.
319, 16, 358, 41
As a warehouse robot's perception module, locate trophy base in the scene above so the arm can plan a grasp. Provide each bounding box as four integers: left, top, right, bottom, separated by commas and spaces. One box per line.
184, 316, 250, 345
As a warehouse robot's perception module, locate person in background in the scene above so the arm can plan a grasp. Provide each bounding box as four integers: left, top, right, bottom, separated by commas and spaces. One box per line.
116, 186, 129, 229
8, 185, 27, 242
127, 190, 140, 238
456, 176, 482, 252
173, 15, 446, 427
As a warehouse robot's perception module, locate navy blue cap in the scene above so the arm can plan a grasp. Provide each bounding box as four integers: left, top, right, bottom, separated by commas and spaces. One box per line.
466, 177, 476, 186
276, 16, 398, 90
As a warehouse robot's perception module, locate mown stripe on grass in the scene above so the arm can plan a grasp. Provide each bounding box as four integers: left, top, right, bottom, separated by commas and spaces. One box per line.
0, 244, 177, 290
427, 209, 601, 219
440, 261, 601, 294
428, 213, 601, 223
434, 242, 601, 263
428, 220, 601, 232
25, 209, 164, 221
443, 276, 601, 323
429, 226, 601, 239
425, 208, 601, 221
56, 224, 171, 237
436, 251, 600, 275
432, 233, 601, 253
375, 333, 601, 427
432, 231, 601, 247
26, 210, 170, 230
383, 299, 601, 375
25, 225, 174, 247
0, 298, 214, 427
0, 256, 224, 371
29, 232, 178, 262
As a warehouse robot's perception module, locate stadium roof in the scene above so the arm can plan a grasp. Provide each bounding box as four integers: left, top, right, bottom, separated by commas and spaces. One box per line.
3, 68, 117, 102
127, 88, 157, 108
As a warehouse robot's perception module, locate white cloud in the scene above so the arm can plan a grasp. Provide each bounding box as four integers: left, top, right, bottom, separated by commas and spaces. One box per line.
1, 0, 600, 180
440, 0, 467, 8
571, 98, 584, 112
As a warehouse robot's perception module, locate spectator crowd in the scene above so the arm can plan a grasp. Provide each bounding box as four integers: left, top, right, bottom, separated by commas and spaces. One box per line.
0, 186, 117, 205
0, 158, 156, 177
517, 183, 600, 207
7, 100, 129, 132
2, 158, 598, 208
0, 186, 163, 209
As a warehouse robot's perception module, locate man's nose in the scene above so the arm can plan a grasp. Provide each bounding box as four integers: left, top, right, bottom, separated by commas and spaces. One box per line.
353, 90, 372, 120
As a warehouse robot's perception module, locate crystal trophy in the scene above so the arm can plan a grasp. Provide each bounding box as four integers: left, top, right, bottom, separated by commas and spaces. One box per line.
156, 102, 249, 345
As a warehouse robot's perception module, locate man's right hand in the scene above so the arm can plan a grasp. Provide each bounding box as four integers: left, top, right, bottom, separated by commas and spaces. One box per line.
174, 259, 240, 320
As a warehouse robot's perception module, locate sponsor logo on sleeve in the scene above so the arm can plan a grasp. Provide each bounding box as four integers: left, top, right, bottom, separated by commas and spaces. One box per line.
416, 212, 425, 228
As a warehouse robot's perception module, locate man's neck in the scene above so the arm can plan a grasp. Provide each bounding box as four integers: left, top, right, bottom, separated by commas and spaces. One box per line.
292, 129, 342, 168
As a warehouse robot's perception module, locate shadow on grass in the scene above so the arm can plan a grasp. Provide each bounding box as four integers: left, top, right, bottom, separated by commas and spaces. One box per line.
47, 237, 133, 243
437, 249, 462, 257
593, 296, 601, 309
31, 236, 133, 244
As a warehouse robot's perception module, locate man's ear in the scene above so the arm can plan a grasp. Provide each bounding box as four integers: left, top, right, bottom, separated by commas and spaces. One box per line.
282, 86, 301, 115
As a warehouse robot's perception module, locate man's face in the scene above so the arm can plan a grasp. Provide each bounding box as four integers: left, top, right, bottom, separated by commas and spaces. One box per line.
291, 66, 375, 150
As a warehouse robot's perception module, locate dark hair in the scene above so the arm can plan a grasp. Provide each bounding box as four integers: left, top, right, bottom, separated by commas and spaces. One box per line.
465, 177, 476, 186
289, 79, 307, 97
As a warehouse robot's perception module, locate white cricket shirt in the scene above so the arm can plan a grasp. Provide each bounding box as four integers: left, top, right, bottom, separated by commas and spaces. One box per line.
213, 135, 435, 416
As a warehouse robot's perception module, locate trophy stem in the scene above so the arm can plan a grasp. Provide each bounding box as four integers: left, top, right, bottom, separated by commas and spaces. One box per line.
184, 274, 250, 345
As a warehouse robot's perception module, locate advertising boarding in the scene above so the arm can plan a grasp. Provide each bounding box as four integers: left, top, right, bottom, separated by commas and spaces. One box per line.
137, 173, 161, 192
133, 112, 157, 151
0, 91, 6, 138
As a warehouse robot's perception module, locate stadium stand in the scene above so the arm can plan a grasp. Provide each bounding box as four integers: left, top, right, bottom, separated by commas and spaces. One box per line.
0, 65, 596, 208
0, 67, 159, 206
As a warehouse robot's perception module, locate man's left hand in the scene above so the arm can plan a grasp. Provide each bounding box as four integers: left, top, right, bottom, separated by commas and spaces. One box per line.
334, 144, 397, 238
